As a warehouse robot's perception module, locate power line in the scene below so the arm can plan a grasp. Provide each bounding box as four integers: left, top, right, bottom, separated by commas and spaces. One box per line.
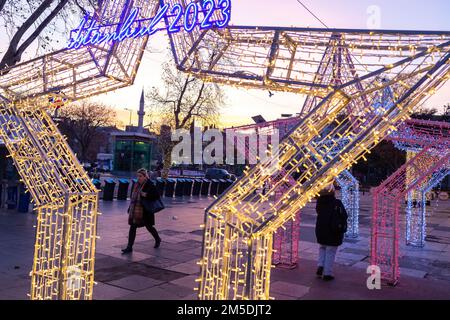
294, 0, 371, 74
295, 0, 329, 28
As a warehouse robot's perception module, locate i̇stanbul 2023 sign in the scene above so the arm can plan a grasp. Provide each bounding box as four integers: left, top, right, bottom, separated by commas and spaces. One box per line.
68, 0, 231, 49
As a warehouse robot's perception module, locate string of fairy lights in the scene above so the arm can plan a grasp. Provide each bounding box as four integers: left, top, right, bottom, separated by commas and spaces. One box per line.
0, 0, 160, 300
0, 0, 449, 300
196, 73, 449, 299
384, 119, 450, 250
164, 5, 450, 297
414, 168, 450, 246
372, 147, 449, 284
227, 123, 361, 265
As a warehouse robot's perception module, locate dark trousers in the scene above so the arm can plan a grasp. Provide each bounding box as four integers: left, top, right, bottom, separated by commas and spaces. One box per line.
127, 224, 161, 248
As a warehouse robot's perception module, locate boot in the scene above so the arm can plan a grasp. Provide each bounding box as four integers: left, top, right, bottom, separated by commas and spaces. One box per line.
316, 266, 324, 277
121, 246, 133, 254
323, 275, 335, 281
148, 226, 162, 248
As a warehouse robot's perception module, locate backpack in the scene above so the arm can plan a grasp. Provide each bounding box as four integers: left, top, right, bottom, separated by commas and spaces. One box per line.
332, 200, 348, 234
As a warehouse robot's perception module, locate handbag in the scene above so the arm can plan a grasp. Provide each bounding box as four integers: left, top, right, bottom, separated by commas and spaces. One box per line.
141, 197, 165, 214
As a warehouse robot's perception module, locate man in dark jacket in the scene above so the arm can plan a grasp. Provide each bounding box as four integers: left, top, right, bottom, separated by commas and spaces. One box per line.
315, 183, 348, 281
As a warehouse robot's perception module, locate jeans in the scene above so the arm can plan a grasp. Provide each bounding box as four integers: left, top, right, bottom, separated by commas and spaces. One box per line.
318, 245, 338, 276
127, 224, 161, 248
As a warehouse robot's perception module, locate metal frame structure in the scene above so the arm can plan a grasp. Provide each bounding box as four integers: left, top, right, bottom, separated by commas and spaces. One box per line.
371, 147, 450, 285
0, 0, 450, 300
382, 119, 450, 248
270, 171, 301, 268
226, 116, 361, 269
272, 212, 301, 268
336, 170, 360, 239
0, 0, 159, 300
158, 1, 450, 298
390, 119, 450, 153
406, 168, 450, 247
223, 31, 368, 251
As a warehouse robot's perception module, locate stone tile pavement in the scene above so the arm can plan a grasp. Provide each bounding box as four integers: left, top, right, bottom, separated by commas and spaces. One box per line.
0, 193, 449, 300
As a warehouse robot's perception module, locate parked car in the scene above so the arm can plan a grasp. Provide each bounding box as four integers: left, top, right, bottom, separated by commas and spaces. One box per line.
205, 168, 236, 180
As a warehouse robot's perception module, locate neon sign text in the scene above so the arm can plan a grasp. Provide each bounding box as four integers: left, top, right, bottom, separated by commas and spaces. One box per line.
67, 0, 232, 50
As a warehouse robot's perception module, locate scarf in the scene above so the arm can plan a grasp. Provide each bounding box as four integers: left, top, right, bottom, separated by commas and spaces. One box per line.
128, 180, 146, 226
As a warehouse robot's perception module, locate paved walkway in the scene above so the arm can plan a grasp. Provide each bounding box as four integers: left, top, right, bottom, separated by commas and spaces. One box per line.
0, 193, 449, 300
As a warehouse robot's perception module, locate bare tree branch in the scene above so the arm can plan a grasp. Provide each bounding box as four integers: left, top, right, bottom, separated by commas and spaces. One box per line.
180, 82, 205, 129
0, 0, 53, 68
146, 60, 224, 176
14, 0, 71, 65
0, 0, 7, 13
174, 74, 195, 128
0, 0, 96, 69
58, 100, 117, 161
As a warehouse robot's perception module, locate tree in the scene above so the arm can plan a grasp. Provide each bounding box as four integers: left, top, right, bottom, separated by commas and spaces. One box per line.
412, 106, 439, 120
0, 0, 97, 69
146, 61, 225, 177
443, 103, 450, 121
57, 100, 117, 162
353, 141, 406, 186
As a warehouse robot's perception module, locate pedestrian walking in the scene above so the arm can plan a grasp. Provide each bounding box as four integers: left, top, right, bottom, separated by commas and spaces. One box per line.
122, 168, 163, 254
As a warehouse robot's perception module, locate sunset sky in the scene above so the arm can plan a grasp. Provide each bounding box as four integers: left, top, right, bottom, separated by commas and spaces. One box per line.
95, 0, 450, 128
1, 1, 450, 128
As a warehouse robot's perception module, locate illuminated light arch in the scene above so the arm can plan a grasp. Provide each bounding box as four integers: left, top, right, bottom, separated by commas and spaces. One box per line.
161, 0, 450, 298
383, 119, 450, 248
272, 212, 301, 269
225, 116, 362, 270
0, 0, 160, 300
336, 170, 360, 239
224, 38, 371, 264
270, 169, 301, 268
371, 147, 450, 286
406, 168, 450, 248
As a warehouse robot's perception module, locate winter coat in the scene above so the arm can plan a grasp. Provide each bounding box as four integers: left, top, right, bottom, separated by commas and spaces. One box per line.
128, 179, 161, 227
315, 193, 348, 247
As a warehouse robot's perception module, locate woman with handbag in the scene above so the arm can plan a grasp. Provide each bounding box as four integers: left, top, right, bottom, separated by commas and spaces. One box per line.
122, 169, 163, 254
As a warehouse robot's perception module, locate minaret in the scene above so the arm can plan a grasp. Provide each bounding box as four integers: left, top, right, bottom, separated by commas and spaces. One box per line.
137, 88, 145, 133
